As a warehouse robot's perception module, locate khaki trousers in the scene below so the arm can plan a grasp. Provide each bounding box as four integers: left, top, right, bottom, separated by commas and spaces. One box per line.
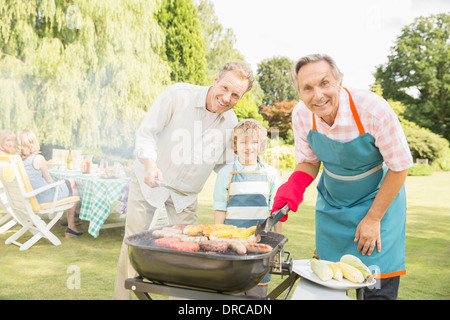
112, 171, 198, 300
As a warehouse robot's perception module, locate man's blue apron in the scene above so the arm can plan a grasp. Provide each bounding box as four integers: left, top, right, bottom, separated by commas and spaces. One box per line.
307, 88, 406, 279
226, 162, 272, 285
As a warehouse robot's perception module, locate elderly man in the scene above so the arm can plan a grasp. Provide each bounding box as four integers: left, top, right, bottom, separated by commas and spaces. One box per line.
272, 54, 412, 300
113, 60, 254, 300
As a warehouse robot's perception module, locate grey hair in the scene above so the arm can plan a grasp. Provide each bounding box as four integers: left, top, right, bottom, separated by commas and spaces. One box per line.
291, 54, 343, 92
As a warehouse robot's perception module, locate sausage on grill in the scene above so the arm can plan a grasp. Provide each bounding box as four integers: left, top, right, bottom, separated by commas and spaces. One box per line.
199, 239, 229, 252
162, 227, 183, 234
247, 243, 273, 254
223, 238, 247, 255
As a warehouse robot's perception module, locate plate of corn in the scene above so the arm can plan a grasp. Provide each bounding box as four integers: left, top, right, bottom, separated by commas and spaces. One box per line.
293, 255, 376, 289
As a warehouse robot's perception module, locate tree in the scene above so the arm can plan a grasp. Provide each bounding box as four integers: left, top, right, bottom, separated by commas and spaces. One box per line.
260, 100, 297, 139
233, 87, 266, 126
375, 13, 450, 140
371, 82, 450, 167
157, 0, 207, 84
0, 0, 171, 156
195, 0, 242, 82
257, 56, 298, 106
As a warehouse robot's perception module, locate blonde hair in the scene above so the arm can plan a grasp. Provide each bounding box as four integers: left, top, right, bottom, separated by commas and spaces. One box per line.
217, 60, 255, 93
15, 129, 40, 160
0, 130, 15, 151
231, 119, 268, 155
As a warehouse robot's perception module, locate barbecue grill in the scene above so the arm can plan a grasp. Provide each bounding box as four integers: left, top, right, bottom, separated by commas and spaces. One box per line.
125, 228, 292, 294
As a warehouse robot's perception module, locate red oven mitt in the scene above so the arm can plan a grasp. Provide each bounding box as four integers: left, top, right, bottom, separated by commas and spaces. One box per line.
271, 171, 314, 222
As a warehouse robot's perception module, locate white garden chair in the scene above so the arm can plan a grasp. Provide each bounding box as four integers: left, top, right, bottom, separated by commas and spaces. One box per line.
0, 154, 79, 250
0, 180, 17, 233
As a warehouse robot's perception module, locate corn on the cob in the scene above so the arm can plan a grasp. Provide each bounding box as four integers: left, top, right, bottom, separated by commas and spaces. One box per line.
334, 262, 364, 283
209, 225, 256, 239
183, 224, 207, 236
209, 227, 245, 239
183, 224, 234, 236
201, 224, 236, 237
340, 254, 373, 282
234, 225, 256, 239
327, 263, 343, 281
310, 256, 333, 281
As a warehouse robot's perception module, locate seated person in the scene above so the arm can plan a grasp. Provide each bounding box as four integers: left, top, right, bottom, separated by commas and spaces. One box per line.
0, 129, 15, 154
15, 129, 82, 237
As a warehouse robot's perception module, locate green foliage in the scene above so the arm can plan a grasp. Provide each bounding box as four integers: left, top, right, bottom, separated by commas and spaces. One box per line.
0, 0, 171, 155
260, 100, 297, 139
263, 145, 296, 170
195, 0, 243, 83
401, 118, 449, 163
375, 13, 450, 140
257, 56, 298, 106
233, 87, 266, 125
434, 154, 450, 172
371, 83, 450, 169
408, 164, 434, 176
157, 0, 206, 84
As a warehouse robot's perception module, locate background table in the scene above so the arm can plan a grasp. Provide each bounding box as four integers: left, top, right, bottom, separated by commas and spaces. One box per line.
50, 170, 129, 237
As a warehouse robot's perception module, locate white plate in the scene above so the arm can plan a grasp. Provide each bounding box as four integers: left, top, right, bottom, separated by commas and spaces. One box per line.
292, 259, 376, 290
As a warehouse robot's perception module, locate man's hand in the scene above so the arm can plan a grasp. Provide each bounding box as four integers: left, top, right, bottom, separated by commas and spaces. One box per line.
353, 169, 408, 256
142, 159, 163, 188
354, 215, 381, 256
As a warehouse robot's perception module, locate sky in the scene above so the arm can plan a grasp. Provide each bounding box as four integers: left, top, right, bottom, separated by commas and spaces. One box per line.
209, 0, 450, 89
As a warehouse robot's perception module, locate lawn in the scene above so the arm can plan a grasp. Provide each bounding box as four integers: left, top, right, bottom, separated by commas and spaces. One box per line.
0, 171, 449, 300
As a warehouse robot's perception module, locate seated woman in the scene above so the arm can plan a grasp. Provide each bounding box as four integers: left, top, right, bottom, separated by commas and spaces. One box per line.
15, 129, 82, 238
0, 129, 15, 154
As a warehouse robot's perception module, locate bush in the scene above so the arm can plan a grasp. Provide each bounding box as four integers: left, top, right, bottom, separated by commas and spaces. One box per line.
408, 164, 434, 176
263, 145, 296, 170
402, 119, 450, 162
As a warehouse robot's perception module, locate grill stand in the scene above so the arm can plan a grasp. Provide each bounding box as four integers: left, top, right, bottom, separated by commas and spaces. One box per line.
125, 272, 301, 300
125, 249, 300, 300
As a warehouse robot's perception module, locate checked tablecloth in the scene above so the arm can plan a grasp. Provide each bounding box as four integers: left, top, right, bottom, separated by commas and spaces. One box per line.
50, 170, 129, 237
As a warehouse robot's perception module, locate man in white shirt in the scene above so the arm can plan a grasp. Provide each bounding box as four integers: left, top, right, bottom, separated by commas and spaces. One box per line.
113, 60, 254, 299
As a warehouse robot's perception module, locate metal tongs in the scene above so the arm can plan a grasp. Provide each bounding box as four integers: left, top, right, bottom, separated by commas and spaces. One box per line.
155, 179, 188, 197
255, 204, 290, 242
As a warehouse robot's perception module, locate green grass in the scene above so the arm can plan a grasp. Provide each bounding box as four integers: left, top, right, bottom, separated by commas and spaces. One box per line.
0, 171, 449, 300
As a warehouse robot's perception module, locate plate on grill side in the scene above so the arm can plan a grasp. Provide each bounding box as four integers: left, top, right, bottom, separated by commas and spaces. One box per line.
293, 260, 376, 290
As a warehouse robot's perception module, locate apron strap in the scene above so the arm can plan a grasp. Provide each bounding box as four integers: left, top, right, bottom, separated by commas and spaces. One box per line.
312, 87, 365, 135
343, 87, 365, 135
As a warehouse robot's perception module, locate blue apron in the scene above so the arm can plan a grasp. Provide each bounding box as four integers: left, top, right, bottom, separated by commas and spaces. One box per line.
226, 162, 272, 285
307, 88, 406, 279
225, 162, 271, 228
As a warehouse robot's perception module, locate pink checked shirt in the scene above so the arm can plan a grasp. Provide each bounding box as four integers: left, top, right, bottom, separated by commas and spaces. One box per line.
292, 88, 413, 172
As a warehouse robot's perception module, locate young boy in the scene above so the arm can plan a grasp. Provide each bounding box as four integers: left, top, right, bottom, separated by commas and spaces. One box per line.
213, 119, 281, 298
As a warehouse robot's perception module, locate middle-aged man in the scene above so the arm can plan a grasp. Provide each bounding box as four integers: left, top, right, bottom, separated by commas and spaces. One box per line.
113, 60, 254, 300
271, 54, 413, 300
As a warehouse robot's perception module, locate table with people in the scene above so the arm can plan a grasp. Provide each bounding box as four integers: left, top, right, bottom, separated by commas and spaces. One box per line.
0, 129, 130, 238
49, 169, 129, 238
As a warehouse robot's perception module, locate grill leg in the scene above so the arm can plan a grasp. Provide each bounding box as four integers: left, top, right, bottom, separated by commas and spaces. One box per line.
266, 273, 300, 300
